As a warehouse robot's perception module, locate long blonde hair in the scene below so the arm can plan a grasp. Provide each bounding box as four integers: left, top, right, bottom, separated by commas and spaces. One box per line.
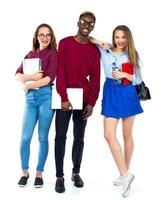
112, 25, 140, 69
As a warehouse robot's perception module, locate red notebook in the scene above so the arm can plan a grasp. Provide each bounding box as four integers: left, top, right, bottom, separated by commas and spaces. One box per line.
122, 62, 133, 85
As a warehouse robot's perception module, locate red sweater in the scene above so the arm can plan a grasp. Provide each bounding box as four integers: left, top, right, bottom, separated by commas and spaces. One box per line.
56, 36, 100, 107
16, 48, 57, 84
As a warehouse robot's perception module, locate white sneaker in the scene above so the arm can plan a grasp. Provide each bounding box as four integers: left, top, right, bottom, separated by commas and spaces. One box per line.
122, 172, 135, 198
113, 176, 123, 186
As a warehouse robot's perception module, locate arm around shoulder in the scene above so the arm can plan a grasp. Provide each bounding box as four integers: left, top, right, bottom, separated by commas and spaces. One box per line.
89, 36, 111, 50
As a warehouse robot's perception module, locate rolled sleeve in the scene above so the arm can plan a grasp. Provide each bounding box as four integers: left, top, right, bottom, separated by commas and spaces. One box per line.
132, 67, 143, 85
43, 50, 58, 84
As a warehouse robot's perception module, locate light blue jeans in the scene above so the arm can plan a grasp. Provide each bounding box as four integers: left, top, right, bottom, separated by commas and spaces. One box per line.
20, 85, 54, 172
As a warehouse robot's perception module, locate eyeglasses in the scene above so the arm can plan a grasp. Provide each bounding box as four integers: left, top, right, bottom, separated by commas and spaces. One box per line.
79, 19, 95, 27
38, 33, 52, 39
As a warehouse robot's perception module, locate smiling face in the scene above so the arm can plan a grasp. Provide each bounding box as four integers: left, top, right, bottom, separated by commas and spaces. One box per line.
114, 30, 127, 52
37, 27, 52, 50
77, 14, 95, 37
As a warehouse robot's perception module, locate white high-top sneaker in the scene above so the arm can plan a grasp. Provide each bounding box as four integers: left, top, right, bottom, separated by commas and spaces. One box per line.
122, 171, 135, 198
113, 176, 123, 186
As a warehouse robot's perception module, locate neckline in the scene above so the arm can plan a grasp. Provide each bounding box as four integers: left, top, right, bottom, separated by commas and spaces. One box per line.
73, 36, 90, 44
109, 49, 126, 56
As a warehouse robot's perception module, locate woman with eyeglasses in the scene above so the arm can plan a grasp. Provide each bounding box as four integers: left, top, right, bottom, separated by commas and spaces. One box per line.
90, 25, 143, 197
16, 23, 57, 188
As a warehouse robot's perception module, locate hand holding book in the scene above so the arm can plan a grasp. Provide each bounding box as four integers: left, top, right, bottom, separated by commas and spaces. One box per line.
31, 72, 43, 81
23, 58, 42, 85
51, 88, 83, 110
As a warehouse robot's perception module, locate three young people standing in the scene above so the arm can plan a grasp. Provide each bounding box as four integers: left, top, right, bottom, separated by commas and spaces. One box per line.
16, 12, 143, 198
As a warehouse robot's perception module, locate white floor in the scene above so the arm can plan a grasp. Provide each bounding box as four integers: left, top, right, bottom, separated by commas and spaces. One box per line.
1, 92, 160, 200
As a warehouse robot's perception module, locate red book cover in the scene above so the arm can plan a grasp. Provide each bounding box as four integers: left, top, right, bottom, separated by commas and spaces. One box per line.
122, 62, 133, 85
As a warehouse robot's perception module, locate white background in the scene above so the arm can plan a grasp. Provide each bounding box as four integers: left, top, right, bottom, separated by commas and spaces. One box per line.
0, 0, 160, 199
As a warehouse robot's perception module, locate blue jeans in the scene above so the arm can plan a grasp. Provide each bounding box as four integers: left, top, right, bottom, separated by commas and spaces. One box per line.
20, 86, 54, 172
